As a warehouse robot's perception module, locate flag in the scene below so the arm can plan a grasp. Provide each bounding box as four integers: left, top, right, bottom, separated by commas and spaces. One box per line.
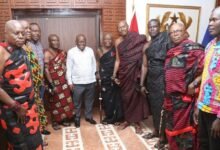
129, 12, 139, 33
202, 27, 214, 47
129, 0, 139, 33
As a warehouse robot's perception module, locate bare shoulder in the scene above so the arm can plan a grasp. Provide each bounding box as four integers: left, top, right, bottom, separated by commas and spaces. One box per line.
0, 46, 9, 74
96, 48, 103, 58
143, 41, 152, 52
115, 37, 123, 47
44, 50, 52, 57
0, 46, 9, 61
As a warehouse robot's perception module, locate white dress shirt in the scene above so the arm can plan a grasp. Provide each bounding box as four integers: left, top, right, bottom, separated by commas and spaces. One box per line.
66, 46, 96, 85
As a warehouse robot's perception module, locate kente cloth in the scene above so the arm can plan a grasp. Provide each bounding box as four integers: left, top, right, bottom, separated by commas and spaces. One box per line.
0, 43, 43, 150
46, 49, 74, 123
23, 43, 48, 129
29, 41, 44, 73
99, 47, 124, 123
145, 32, 170, 131
164, 39, 204, 150
117, 32, 149, 123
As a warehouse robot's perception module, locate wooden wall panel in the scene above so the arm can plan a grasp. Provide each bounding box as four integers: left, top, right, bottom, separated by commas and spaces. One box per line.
0, 0, 125, 41
0, 0, 11, 41
43, 0, 72, 8
10, 0, 41, 8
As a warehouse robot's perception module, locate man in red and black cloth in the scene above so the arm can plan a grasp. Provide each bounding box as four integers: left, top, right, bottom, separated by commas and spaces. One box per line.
112, 20, 150, 134
0, 20, 43, 149
164, 23, 204, 150
44, 34, 74, 130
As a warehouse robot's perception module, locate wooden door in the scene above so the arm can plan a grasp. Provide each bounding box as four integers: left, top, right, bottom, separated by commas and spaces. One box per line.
13, 9, 100, 51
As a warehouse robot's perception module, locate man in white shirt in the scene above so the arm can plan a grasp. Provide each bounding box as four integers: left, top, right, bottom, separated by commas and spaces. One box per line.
66, 34, 97, 128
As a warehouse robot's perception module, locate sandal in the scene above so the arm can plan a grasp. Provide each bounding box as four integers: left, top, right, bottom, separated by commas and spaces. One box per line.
52, 122, 61, 130
114, 122, 121, 126
142, 132, 158, 139
134, 125, 143, 134
117, 122, 130, 130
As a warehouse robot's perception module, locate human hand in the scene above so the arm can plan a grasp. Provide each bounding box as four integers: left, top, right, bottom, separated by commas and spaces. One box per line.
140, 86, 148, 97
187, 84, 195, 95
211, 118, 220, 138
193, 108, 199, 125
96, 72, 100, 80
16, 106, 27, 124
69, 84, 75, 92
10, 102, 27, 124
114, 78, 120, 85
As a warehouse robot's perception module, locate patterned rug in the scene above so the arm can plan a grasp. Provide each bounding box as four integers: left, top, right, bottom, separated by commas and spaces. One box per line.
63, 127, 83, 150
62, 123, 158, 150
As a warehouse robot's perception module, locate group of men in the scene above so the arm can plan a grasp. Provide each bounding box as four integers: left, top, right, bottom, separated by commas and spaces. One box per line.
110, 6, 220, 150
0, 5, 220, 150
138, 7, 220, 150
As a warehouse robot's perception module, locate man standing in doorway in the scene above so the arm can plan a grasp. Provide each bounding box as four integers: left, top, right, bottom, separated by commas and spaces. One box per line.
66, 34, 97, 128
44, 34, 74, 130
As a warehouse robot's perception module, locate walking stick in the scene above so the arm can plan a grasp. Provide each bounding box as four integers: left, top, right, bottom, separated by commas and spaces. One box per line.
98, 79, 103, 123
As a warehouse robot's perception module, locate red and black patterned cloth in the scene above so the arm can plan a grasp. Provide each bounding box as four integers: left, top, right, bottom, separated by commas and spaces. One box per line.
117, 32, 150, 123
164, 39, 204, 150
45, 49, 74, 123
0, 43, 43, 150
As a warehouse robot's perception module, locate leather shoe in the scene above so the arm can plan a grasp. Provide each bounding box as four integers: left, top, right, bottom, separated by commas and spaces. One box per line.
75, 119, 80, 128
85, 118, 97, 124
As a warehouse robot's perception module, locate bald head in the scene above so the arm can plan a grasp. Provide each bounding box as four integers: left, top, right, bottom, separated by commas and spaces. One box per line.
5, 20, 25, 47
209, 6, 220, 37
75, 34, 86, 51
102, 33, 113, 48
5, 20, 21, 33
169, 23, 187, 44
19, 20, 31, 41
118, 20, 129, 37
48, 34, 60, 50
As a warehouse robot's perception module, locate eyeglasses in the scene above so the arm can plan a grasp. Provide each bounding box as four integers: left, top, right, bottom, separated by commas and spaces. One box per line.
169, 30, 183, 35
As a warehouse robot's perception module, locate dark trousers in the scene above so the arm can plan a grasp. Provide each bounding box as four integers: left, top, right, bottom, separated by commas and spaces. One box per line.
0, 126, 8, 150
73, 83, 95, 119
198, 110, 220, 150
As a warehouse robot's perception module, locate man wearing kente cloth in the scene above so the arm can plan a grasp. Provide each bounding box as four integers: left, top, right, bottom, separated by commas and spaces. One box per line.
164, 23, 204, 150
112, 20, 150, 134
44, 34, 74, 130
29, 22, 49, 135
0, 20, 42, 149
97, 33, 124, 124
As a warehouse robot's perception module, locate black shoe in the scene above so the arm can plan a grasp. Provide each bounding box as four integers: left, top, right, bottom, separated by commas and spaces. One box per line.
85, 118, 97, 124
41, 129, 51, 135
75, 118, 80, 128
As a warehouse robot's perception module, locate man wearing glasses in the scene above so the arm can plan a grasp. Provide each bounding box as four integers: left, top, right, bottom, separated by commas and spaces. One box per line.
163, 23, 204, 150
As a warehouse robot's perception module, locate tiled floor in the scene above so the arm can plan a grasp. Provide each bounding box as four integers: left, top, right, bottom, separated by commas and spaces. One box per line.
44, 108, 158, 150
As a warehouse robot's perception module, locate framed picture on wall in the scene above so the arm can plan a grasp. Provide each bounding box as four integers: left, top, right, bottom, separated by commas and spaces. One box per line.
146, 4, 201, 42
